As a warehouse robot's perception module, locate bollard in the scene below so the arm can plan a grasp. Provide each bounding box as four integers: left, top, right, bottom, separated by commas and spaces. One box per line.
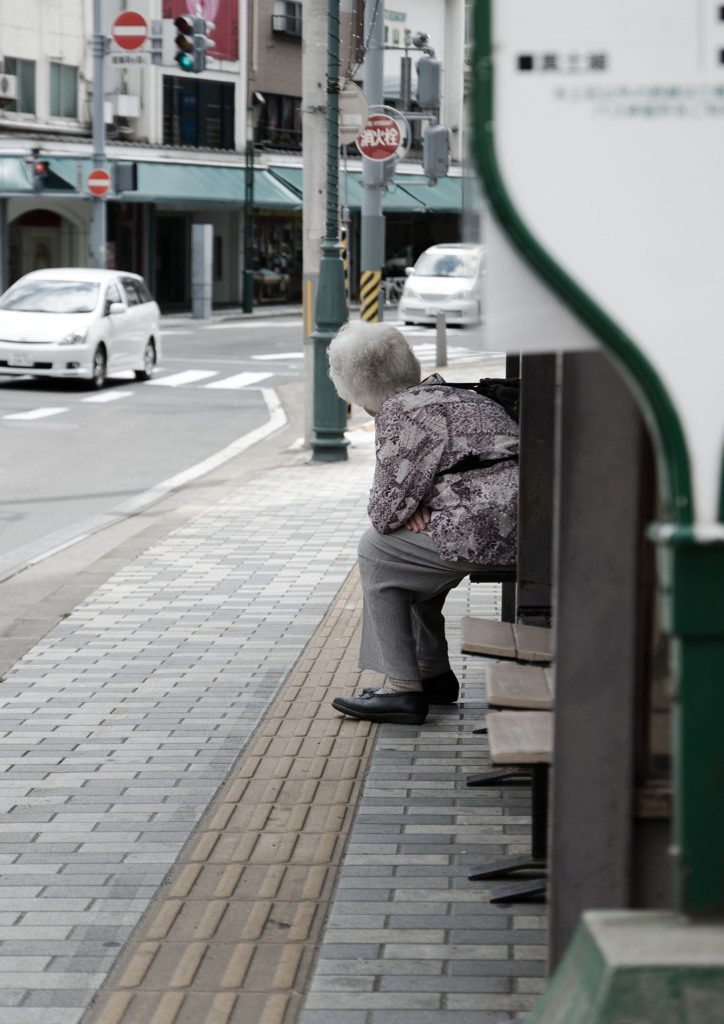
436, 311, 447, 367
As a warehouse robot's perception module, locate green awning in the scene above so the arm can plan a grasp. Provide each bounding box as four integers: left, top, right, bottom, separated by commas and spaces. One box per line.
24, 159, 302, 209
268, 166, 303, 197
269, 165, 462, 214
0, 156, 75, 193
128, 163, 302, 207
0, 157, 32, 191
395, 175, 463, 212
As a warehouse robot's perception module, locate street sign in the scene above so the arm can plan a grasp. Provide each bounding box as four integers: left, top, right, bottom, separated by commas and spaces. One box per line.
111, 11, 148, 50
356, 113, 402, 161
475, 0, 724, 528
86, 168, 111, 197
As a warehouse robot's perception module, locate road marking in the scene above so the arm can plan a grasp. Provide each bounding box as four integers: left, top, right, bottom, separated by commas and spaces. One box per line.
4, 407, 68, 421
205, 319, 302, 329
251, 352, 304, 361
81, 391, 134, 403
147, 370, 219, 387
204, 372, 273, 389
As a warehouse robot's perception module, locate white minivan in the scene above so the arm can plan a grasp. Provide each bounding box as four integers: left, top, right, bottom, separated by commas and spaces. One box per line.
0, 268, 161, 388
398, 243, 484, 327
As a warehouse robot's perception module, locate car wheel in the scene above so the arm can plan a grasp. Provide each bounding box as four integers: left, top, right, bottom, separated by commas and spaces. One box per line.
88, 345, 107, 389
135, 340, 157, 381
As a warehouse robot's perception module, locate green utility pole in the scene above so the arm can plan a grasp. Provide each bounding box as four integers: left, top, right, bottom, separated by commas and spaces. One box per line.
309, 0, 349, 462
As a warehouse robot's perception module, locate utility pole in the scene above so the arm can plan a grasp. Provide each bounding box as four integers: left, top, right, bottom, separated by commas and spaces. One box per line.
359, 0, 385, 322
308, 0, 349, 462
301, 0, 330, 444
90, 0, 107, 268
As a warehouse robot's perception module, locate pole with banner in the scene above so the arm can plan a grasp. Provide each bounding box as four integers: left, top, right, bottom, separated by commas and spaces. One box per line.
359, 0, 385, 322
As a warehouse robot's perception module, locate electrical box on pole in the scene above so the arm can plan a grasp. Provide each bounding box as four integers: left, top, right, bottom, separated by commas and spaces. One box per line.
416, 54, 441, 109
423, 123, 450, 181
192, 17, 215, 73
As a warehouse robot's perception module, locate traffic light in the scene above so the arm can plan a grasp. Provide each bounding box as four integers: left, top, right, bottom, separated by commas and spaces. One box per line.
192, 17, 215, 73
174, 15, 214, 73
32, 157, 49, 192
416, 54, 441, 109
174, 16, 195, 72
423, 124, 450, 182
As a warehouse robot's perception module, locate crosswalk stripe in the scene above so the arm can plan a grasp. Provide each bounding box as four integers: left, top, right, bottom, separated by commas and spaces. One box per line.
4, 407, 68, 421
252, 352, 304, 361
147, 370, 219, 387
204, 372, 273, 389
81, 391, 134, 403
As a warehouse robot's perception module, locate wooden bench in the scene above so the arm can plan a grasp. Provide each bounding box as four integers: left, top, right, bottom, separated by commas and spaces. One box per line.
468, 566, 517, 623
468, 710, 553, 903
468, 664, 554, 782
461, 616, 553, 662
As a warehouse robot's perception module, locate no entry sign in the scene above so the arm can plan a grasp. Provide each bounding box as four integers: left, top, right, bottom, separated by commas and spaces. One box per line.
86, 169, 111, 197
356, 114, 402, 161
111, 11, 148, 50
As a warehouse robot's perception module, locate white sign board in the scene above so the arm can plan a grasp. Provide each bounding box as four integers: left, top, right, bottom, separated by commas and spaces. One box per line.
484, 0, 724, 528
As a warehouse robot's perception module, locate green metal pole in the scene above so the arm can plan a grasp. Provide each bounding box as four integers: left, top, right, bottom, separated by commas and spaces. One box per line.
655, 536, 724, 913
309, 0, 349, 462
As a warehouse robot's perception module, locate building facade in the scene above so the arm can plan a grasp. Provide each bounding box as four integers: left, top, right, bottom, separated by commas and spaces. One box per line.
0, 0, 469, 310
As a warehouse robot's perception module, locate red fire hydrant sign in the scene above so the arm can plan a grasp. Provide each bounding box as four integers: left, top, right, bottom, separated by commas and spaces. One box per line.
356, 114, 401, 161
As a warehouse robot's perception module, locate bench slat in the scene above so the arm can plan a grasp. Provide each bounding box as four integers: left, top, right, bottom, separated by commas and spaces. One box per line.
487, 664, 554, 710
461, 617, 553, 662
487, 711, 554, 764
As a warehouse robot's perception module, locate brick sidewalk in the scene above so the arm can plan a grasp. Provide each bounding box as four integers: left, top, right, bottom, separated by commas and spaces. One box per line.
85, 569, 546, 1024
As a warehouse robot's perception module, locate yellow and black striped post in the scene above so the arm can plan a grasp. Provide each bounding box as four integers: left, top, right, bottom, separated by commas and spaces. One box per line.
341, 228, 349, 313
360, 270, 382, 322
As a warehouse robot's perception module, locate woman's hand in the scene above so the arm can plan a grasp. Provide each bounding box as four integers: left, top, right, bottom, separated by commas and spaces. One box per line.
404, 505, 432, 532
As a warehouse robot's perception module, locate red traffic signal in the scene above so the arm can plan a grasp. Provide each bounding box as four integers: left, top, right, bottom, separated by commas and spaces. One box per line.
32, 159, 49, 192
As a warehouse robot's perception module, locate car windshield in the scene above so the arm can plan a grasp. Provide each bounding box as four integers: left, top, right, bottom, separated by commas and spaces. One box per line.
413, 251, 480, 278
0, 280, 100, 314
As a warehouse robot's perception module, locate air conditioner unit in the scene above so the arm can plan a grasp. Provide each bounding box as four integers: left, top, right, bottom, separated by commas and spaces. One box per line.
115, 94, 140, 119
0, 74, 18, 101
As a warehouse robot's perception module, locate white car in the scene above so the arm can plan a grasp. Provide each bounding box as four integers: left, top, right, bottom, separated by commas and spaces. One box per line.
398, 243, 484, 327
0, 268, 161, 388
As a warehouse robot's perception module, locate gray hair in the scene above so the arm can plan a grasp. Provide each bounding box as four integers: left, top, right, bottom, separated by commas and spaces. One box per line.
327, 320, 421, 412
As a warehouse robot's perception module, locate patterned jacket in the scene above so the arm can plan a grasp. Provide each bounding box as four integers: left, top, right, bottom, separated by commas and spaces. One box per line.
368, 374, 519, 564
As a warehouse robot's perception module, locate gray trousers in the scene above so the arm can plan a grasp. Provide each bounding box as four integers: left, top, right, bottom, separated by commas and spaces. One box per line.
357, 525, 485, 680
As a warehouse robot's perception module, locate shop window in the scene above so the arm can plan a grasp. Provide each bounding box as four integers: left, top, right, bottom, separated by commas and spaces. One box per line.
3, 58, 36, 114
163, 77, 235, 149
256, 93, 301, 150
50, 63, 78, 118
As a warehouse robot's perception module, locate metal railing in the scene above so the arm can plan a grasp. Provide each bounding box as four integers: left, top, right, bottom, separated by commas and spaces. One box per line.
271, 14, 302, 38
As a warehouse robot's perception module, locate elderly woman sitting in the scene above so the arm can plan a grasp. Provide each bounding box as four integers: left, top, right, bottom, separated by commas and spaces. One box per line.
328, 320, 518, 726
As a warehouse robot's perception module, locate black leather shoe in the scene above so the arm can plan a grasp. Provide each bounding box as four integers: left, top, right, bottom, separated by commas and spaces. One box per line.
332, 691, 428, 725
362, 669, 459, 705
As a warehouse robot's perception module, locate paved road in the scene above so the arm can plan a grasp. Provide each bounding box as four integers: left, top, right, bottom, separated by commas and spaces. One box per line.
0, 317, 305, 581
0, 312, 498, 582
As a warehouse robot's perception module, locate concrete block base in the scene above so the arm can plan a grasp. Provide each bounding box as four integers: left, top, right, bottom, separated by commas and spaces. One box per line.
527, 910, 724, 1024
